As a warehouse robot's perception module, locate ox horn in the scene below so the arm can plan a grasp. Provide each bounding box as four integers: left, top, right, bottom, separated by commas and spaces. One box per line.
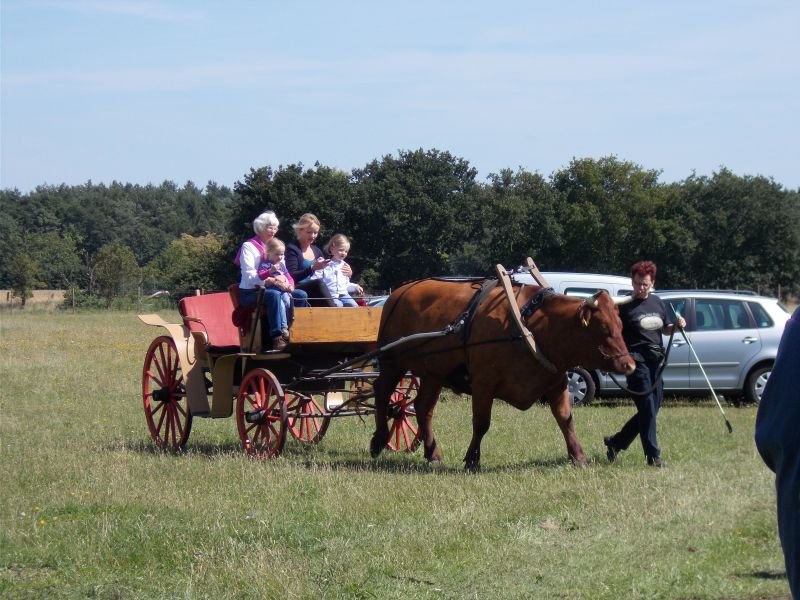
584, 291, 602, 308
612, 295, 634, 306
584, 292, 634, 307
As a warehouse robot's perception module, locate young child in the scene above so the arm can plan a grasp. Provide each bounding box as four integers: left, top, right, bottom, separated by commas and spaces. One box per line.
258, 239, 309, 342
310, 234, 364, 307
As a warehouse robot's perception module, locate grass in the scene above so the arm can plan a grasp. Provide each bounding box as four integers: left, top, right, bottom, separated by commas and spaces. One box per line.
0, 310, 790, 599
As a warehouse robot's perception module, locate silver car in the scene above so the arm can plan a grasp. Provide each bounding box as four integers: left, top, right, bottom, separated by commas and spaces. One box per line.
572, 290, 792, 405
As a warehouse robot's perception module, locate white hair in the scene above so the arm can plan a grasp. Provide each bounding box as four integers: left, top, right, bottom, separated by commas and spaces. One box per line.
252, 210, 279, 234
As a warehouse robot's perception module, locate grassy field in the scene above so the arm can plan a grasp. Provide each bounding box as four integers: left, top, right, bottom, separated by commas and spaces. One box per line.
0, 310, 790, 599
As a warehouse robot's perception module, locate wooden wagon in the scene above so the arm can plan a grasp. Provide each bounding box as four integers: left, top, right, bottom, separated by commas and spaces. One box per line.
138, 288, 420, 457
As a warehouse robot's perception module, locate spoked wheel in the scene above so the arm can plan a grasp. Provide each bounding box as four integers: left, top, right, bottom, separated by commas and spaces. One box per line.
236, 369, 287, 458
286, 391, 330, 444
386, 376, 421, 452
142, 336, 193, 451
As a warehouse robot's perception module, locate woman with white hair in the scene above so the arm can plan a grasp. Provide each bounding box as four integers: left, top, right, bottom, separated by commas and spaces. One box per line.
236, 210, 305, 351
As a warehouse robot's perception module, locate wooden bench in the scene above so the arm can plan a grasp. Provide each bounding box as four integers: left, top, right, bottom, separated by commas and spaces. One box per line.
179, 290, 383, 350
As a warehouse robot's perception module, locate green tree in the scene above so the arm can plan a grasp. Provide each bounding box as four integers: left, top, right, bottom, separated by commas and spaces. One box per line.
8, 252, 42, 307
454, 168, 564, 275
94, 241, 141, 306
349, 148, 480, 289
231, 163, 354, 240
677, 169, 800, 295
550, 156, 672, 276
0, 208, 23, 288
28, 232, 85, 289
144, 233, 228, 294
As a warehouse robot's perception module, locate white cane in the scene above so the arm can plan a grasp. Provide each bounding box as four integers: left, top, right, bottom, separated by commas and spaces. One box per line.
670, 304, 733, 434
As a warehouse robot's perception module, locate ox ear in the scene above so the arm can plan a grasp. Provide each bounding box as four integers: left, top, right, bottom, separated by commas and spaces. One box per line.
612, 295, 634, 306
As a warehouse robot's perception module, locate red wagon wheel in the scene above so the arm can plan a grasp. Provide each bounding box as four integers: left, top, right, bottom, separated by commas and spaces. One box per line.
236, 369, 287, 458
386, 376, 421, 452
142, 336, 193, 451
286, 391, 330, 444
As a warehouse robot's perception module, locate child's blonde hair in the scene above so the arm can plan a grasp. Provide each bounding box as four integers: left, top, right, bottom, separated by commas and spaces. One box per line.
266, 238, 286, 259
324, 234, 351, 255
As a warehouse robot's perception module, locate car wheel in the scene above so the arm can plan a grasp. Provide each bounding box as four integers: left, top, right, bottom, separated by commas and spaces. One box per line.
567, 367, 596, 406
744, 365, 771, 405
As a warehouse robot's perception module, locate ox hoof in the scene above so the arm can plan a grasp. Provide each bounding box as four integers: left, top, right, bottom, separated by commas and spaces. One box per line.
369, 435, 385, 458
464, 461, 481, 473
570, 456, 588, 468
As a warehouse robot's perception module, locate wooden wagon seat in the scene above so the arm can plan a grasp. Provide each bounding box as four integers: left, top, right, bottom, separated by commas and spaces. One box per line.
178, 292, 241, 354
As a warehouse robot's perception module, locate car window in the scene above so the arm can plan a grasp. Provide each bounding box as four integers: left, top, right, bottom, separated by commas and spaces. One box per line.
563, 287, 607, 298
695, 299, 748, 331
729, 302, 751, 329
663, 298, 686, 323
747, 301, 774, 328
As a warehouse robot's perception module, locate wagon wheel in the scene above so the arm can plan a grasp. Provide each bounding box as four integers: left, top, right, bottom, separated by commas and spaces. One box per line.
386, 376, 421, 452
142, 336, 193, 451
286, 391, 330, 444
236, 369, 287, 458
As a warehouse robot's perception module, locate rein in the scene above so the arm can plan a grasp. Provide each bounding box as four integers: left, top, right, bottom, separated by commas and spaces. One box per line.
606, 328, 678, 397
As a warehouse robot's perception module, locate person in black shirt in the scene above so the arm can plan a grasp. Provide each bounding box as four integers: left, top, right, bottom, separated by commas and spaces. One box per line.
604, 260, 685, 467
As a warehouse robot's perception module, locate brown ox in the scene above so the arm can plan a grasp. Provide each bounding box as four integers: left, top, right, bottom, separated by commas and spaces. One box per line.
370, 278, 635, 470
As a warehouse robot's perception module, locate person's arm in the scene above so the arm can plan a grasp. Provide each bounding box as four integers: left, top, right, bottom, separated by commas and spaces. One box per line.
659, 297, 686, 334
240, 242, 264, 289
285, 243, 313, 281
284, 268, 296, 290
661, 318, 686, 335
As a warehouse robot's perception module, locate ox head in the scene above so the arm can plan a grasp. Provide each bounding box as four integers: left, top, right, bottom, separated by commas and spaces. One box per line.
576, 291, 635, 375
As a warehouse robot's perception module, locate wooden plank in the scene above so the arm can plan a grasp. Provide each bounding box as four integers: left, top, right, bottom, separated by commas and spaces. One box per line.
290, 307, 382, 344
524, 257, 551, 288
494, 264, 556, 373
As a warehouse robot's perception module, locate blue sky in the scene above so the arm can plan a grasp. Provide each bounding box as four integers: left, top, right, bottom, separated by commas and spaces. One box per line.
2, 0, 798, 193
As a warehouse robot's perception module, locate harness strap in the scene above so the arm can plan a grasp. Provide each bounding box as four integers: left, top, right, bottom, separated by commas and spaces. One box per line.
458, 279, 499, 343
520, 287, 556, 320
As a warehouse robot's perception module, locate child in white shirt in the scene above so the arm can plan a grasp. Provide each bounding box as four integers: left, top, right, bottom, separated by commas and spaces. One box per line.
311, 234, 364, 307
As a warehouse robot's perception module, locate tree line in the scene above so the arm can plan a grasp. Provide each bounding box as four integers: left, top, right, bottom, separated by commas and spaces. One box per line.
2, 150, 798, 307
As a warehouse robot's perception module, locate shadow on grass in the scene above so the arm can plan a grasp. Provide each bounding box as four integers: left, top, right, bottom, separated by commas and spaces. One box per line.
737, 570, 787, 581
281, 443, 580, 474
123, 438, 580, 474
125, 425, 617, 475
123, 438, 247, 457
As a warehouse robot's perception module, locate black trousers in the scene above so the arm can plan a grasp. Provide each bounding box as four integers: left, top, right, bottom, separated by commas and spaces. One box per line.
295, 278, 336, 307
609, 360, 663, 461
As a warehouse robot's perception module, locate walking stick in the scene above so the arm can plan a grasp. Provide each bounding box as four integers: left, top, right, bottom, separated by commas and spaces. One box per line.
670, 304, 733, 434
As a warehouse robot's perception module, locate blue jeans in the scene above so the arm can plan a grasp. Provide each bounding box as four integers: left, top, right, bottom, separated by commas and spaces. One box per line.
609, 360, 663, 461
333, 294, 359, 307
240, 287, 308, 339
291, 289, 309, 307
239, 287, 284, 338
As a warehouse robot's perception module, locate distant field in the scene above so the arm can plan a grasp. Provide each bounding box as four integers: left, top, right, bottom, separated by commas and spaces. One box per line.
0, 311, 790, 599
